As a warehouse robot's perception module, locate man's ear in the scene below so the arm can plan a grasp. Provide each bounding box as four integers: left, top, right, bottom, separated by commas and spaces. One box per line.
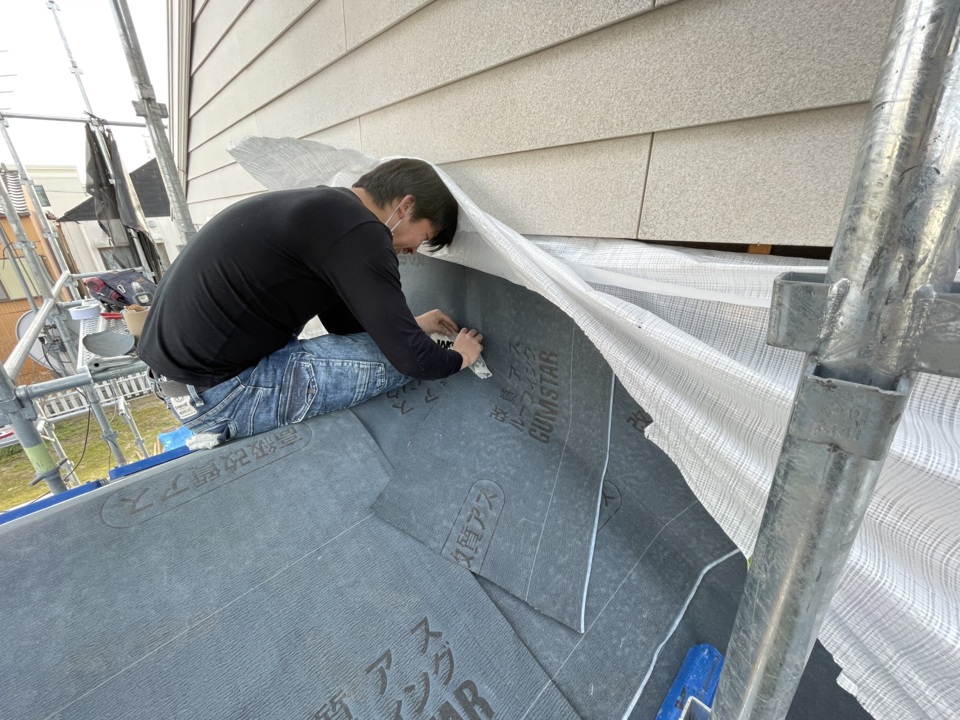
401, 193, 416, 216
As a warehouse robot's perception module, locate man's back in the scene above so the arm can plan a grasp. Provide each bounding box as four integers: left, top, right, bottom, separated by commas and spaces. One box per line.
139, 186, 391, 386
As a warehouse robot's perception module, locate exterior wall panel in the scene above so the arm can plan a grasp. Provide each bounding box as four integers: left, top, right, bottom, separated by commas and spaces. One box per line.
188, 115, 263, 181
179, 0, 897, 247
186, 119, 364, 214
305, 118, 364, 148
186, 163, 265, 204
359, 0, 889, 162
441, 136, 652, 238
190, 0, 319, 111
190, 0, 655, 150
191, 0, 253, 71
342, 0, 432, 48
190, 193, 260, 224
189, 0, 346, 150
639, 105, 866, 246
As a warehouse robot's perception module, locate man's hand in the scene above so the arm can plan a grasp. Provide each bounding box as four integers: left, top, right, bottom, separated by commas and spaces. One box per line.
453, 328, 484, 370
416, 309, 459, 336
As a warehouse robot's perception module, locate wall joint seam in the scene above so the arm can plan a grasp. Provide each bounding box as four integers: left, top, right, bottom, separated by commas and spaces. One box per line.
635, 133, 655, 240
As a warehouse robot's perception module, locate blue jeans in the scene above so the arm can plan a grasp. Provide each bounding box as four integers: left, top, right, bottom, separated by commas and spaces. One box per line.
169, 333, 412, 441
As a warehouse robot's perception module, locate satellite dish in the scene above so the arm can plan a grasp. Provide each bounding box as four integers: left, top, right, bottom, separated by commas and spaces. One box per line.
15, 309, 79, 376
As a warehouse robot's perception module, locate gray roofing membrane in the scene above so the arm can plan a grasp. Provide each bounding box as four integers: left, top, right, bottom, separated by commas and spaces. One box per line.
0, 411, 576, 719
478, 381, 743, 719
0, 257, 873, 719
373, 260, 614, 633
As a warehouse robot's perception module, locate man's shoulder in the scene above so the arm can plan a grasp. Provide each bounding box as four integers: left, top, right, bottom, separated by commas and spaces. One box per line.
288, 185, 365, 216
286, 186, 388, 240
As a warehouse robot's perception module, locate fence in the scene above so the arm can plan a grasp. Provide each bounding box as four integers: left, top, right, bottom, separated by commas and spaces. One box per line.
1, 297, 154, 422
37, 371, 154, 420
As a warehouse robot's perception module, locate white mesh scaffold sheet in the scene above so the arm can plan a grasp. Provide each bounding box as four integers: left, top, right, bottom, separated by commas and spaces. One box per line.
228, 137, 960, 720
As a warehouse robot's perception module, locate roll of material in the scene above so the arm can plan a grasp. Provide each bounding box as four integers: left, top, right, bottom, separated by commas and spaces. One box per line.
68, 301, 100, 320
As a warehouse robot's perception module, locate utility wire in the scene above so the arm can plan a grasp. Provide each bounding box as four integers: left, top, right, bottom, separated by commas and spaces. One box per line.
60, 393, 92, 484
40, 336, 92, 484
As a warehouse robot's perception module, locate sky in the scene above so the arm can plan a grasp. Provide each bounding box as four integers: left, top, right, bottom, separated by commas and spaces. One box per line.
0, 0, 168, 198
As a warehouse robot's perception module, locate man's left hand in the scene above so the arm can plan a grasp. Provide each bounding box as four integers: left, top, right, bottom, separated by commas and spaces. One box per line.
416, 309, 459, 336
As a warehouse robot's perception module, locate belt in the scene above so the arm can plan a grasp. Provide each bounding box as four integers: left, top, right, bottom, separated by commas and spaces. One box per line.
157, 378, 211, 397
149, 370, 212, 399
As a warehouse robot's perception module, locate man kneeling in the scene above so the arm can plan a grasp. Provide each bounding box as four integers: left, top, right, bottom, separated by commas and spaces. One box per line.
138, 159, 483, 442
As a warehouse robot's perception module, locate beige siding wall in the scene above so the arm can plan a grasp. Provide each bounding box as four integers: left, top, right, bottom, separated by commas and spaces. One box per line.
180, 0, 895, 245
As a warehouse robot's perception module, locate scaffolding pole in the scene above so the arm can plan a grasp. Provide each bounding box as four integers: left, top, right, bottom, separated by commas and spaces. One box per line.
4, 270, 71, 382
0, 362, 66, 495
0, 172, 78, 366
709, 1, 960, 719
45, 2, 122, 163
108, 0, 196, 248
0, 111, 149, 127
85, 389, 126, 467
0, 113, 78, 298
14, 361, 151, 470
45, 0, 157, 281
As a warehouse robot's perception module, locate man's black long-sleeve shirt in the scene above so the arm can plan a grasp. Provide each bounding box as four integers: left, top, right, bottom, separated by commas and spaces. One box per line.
138, 186, 462, 386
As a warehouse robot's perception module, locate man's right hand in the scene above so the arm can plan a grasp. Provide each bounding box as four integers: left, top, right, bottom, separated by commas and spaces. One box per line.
453, 328, 484, 370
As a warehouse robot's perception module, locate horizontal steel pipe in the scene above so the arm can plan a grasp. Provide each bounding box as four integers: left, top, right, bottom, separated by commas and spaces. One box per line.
1, 111, 152, 128
15, 368, 93, 402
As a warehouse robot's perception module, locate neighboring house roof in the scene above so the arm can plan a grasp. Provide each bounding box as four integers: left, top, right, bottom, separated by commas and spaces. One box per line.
0, 167, 30, 218
60, 158, 170, 222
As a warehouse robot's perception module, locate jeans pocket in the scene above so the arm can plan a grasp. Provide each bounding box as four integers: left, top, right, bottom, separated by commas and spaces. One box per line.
279, 354, 317, 426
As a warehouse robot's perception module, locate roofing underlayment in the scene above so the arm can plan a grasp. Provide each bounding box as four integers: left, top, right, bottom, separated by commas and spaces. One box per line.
1, 138, 956, 719
0, 261, 867, 720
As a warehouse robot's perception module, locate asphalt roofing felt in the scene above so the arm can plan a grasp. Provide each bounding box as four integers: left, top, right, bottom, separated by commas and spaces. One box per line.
0, 257, 873, 719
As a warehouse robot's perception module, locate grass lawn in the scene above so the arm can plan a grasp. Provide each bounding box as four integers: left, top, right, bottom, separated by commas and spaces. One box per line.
0, 395, 180, 512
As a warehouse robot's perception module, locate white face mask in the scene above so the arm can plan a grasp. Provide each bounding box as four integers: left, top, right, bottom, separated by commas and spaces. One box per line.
384, 202, 403, 234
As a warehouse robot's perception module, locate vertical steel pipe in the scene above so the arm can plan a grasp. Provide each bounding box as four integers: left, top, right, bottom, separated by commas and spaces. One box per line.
50, 270, 71, 298
0, 363, 67, 495
711, 1, 960, 719
86, 389, 126, 467
108, 0, 197, 248
0, 114, 77, 296
47, 0, 165, 285
111, 380, 148, 459
45, 0, 95, 114
818, 2, 960, 388
37, 418, 76, 488
0, 170, 78, 365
